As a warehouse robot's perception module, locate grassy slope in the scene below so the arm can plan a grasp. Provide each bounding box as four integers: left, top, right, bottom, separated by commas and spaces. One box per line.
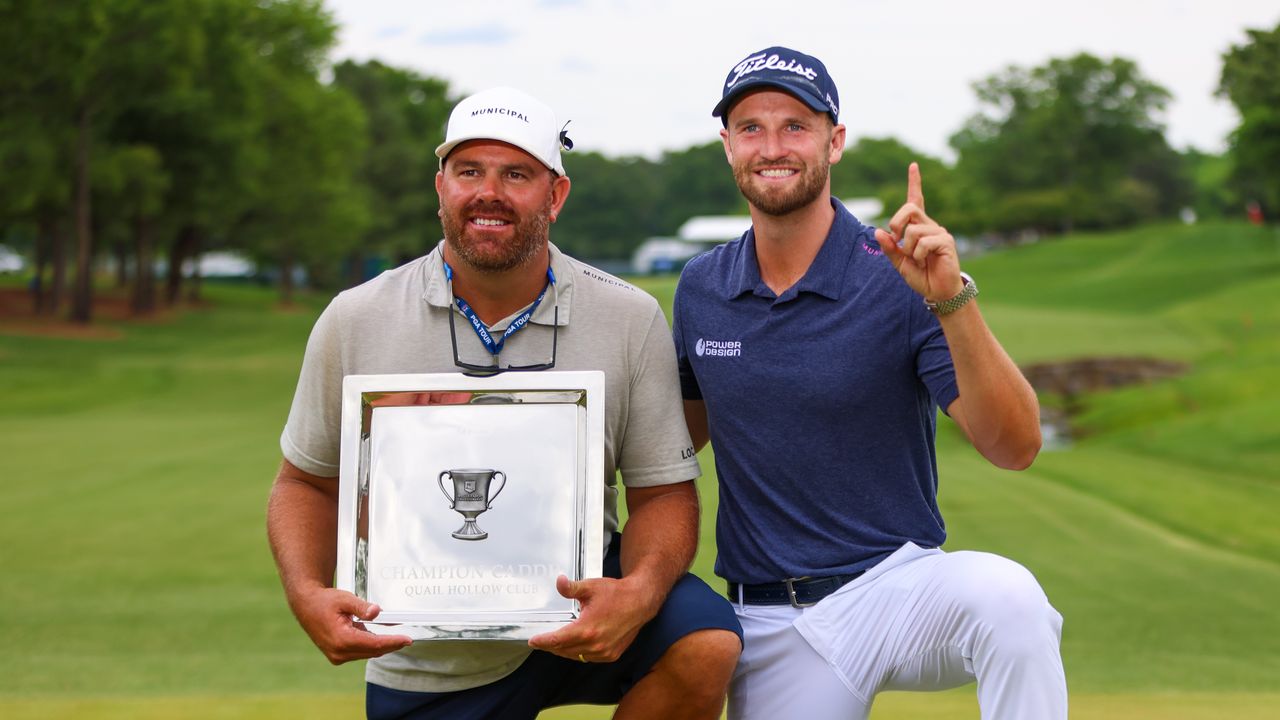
933, 222, 1280, 705
966, 222, 1280, 566
1, 222, 1277, 718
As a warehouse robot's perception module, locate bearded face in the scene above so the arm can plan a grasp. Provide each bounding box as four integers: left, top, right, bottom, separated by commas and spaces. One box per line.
720, 90, 840, 218
441, 190, 554, 273
731, 151, 831, 217
435, 140, 566, 275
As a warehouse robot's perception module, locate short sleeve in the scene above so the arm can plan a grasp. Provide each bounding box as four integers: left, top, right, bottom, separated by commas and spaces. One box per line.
280, 299, 346, 476
911, 300, 959, 414
671, 271, 703, 401
616, 307, 701, 488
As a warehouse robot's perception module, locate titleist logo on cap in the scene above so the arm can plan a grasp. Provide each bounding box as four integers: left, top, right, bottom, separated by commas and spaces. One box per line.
726, 52, 819, 89
469, 107, 530, 123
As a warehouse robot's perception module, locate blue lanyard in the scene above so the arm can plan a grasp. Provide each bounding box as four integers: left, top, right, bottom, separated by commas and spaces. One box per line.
443, 260, 556, 357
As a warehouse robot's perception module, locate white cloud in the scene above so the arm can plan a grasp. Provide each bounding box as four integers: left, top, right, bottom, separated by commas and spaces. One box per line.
325, 0, 1280, 160
418, 26, 517, 46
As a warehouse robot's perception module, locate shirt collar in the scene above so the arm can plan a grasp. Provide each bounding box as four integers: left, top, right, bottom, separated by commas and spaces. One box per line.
727, 197, 865, 302
422, 240, 572, 327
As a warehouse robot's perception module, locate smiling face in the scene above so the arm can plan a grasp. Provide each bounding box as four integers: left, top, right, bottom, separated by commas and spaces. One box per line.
721, 89, 845, 217
436, 140, 570, 273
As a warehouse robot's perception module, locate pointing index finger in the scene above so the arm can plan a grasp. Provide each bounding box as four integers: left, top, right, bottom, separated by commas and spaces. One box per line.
907, 162, 924, 212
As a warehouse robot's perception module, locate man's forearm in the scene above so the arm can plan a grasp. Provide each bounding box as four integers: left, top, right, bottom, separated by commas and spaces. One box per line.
939, 302, 1042, 470
619, 482, 701, 616
267, 460, 415, 663
267, 461, 341, 605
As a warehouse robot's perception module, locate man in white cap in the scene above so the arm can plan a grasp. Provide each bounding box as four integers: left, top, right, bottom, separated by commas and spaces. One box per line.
268, 87, 741, 719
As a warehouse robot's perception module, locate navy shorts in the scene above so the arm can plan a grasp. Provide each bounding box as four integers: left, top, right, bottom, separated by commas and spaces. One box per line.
366, 534, 742, 720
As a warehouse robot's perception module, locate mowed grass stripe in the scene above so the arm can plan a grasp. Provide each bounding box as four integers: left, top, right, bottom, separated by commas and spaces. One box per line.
938, 452, 1280, 692
1, 222, 1277, 717
1027, 447, 1280, 563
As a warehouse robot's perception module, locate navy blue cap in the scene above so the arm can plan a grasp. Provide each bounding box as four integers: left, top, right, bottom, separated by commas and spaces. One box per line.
712, 47, 840, 126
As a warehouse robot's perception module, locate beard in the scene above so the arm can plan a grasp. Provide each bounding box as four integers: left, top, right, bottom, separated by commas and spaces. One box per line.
441, 193, 552, 273
731, 154, 830, 217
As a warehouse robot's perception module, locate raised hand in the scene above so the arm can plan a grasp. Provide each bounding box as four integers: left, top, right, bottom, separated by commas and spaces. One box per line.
873, 163, 964, 303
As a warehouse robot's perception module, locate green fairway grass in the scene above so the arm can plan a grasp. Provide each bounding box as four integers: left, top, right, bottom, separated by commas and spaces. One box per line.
6, 691, 1280, 719
1, 221, 1277, 718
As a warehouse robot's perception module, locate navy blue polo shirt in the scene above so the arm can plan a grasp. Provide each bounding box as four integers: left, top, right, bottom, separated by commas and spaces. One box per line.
673, 198, 959, 584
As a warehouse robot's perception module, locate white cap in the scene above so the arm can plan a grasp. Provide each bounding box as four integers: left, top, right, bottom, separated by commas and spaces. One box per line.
435, 87, 567, 175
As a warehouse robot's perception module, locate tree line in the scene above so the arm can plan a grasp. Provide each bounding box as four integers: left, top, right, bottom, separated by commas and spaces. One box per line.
1, 0, 1276, 324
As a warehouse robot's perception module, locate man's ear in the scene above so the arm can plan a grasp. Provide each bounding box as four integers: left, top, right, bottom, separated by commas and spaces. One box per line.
829, 123, 846, 165
549, 174, 571, 222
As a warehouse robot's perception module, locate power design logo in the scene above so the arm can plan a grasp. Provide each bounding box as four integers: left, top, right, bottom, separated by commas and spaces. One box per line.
696, 338, 742, 357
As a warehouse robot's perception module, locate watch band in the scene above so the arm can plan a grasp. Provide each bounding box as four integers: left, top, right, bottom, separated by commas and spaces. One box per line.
925, 272, 978, 315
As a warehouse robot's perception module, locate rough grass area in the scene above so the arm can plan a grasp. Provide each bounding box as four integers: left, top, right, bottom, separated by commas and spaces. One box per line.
1, 221, 1277, 718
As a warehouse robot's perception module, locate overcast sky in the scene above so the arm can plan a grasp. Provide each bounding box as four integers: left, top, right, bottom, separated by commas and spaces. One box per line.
325, 0, 1280, 162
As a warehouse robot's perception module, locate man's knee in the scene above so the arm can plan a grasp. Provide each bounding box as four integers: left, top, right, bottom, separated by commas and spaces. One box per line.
948, 553, 1044, 610
948, 553, 1061, 653
652, 629, 742, 705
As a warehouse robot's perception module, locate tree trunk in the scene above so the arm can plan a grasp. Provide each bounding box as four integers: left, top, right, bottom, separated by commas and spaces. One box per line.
131, 214, 156, 315
50, 216, 68, 315
32, 215, 52, 314
166, 224, 196, 306
346, 250, 364, 289
186, 227, 204, 303
1062, 149, 1078, 235
71, 106, 95, 324
280, 252, 295, 305
114, 241, 129, 288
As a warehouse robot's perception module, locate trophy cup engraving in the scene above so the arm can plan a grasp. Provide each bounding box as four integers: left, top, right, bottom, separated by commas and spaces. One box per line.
438, 468, 506, 540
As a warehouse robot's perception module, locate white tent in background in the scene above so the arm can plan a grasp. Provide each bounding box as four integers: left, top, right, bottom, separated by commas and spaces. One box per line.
631, 197, 884, 274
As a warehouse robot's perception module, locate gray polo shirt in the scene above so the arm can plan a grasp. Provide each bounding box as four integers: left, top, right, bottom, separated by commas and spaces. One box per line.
281, 241, 699, 692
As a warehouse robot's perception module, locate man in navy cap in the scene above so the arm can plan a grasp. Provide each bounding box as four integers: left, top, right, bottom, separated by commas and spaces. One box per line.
673, 48, 1068, 719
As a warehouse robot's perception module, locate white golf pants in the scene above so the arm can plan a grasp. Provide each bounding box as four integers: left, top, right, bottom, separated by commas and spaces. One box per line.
727, 543, 1067, 720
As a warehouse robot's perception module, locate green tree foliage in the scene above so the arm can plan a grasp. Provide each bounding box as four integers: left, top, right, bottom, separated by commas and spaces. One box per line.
119, 0, 273, 306
240, 2, 369, 302
0, 112, 72, 313
1182, 149, 1236, 221
159, 0, 368, 303
9, 6, 1245, 315
552, 151, 661, 260
0, 0, 369, 314
0, 0, 200, 322
553, 141, 741, 260
1218, 21, 1280, 220
91, 145, 170, 313
332, 60, 452, 275
951, 53, 1191, 236
653, 141, 745, 232
833, 137, 956, 226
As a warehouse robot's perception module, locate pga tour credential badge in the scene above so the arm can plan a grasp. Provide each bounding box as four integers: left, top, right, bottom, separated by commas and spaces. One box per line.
438, 468, 507, 541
